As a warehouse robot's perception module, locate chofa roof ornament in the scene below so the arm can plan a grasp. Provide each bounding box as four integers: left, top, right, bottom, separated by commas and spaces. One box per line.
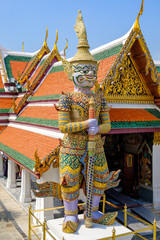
134, 0, 144, 30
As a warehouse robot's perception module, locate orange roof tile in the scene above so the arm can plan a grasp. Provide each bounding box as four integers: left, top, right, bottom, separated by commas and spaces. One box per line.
0, 73, 4, 89
33, 71, 73, 97
14, 96, 23, 106
0, 98, 14, 109
97, 55, 117, 84
29, 65, 43, 85
21, 60, 33, 77
33, 55, 117, 97
0, 126, 6, 132
0, 127, 59, 161
10, 61, 29, 79
20, 106, 58, 120
110, 108, 160, 122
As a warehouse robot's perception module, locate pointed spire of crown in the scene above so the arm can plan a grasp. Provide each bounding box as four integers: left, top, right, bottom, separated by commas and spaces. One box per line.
70, 10, 96, 64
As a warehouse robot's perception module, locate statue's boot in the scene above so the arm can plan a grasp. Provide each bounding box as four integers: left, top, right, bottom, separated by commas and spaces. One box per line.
62, 199, 79, 233
85, 195, 118, 225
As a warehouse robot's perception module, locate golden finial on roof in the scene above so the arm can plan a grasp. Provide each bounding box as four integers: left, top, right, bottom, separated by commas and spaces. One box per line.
63, 39, 68, 59
22, 41, 24, 52
70, 10, 96, 64
53, 30, 58, 51
134, 0, 144, 30
44, 26, 48, 47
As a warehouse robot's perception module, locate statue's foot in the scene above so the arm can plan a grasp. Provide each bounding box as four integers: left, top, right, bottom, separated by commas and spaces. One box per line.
62, 218, 79, 233
92, 212, 118, 225
84, 211, 118, 225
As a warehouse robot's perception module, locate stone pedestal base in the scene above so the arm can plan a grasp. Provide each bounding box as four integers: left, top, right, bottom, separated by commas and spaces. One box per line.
47, 215, 133, 240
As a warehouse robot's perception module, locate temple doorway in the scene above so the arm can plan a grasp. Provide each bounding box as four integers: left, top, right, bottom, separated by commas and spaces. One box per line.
104, 133, 153, 201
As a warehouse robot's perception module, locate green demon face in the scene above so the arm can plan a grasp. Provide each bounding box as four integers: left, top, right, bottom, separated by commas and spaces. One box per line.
72, 64, 97, 89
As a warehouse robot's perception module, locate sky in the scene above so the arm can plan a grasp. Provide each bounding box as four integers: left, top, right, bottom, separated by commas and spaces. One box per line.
1, 0, 160, 60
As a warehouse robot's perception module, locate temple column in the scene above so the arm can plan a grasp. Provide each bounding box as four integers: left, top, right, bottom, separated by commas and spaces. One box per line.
35, 167, 60, 222
0, 152, 3, 177
20, 169, 32, 203
152, 132, 160, 210
6, 159, 17, 188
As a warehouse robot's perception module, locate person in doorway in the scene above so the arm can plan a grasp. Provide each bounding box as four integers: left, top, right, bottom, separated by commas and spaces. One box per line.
3, 154, 8, 179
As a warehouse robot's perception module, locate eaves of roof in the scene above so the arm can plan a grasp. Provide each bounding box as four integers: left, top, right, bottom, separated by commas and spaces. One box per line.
0, 126, 59, 176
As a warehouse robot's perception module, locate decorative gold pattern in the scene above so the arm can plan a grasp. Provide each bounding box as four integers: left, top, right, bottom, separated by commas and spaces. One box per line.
0, 50, 8, 83
153, 132, 160, 145
62, 220, 79, 233
34, 145, 60, 177
64, 209, 78, 216
104, 54, 152, 102
133, 0, 144, 31
61, 10, 97, 81
92, 212, 118, 226
101, 25, 159, 103
71, 10, 96, 65
13, 32, 61, 115
61, 58, 73, 81
19, 27, 50, 84
138, 30, 160, 84
22, 41, 24, 52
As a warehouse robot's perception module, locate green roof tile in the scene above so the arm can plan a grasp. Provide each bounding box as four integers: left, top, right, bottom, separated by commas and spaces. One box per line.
0, 142, 35, 170
145, 108, 160, 119
29, 94, 61, 101
49, 65, 64, 73
4, 55, 31, 79
0, 89, 5, 92
93, 44, 123, 61
15, 117, 58, 128
156, 66, 160, 73
0, 109, 10, 113
111, 120, 160, 129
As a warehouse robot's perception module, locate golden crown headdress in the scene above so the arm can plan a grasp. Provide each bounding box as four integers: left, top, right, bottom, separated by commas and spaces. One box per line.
62, 10, 97, 81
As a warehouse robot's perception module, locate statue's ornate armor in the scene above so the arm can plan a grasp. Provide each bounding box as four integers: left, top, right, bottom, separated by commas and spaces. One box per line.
57, 91, 113, 201
32, 10, 120, 233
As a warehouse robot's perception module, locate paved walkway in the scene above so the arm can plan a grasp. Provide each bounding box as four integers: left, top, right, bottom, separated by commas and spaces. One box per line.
0, 185, 30, 240
0, 177, 40, 240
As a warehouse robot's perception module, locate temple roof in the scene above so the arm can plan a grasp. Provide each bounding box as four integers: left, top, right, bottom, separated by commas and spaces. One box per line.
109, 106, 160, 133
0, 126, 59, 176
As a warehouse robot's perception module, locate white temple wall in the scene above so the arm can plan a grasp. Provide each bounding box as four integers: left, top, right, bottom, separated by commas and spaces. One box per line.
35, 167, 60, 222
152, 136, 160, 210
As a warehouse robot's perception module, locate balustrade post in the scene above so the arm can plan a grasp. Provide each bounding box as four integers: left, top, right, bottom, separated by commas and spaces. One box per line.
124, 204, 127, 227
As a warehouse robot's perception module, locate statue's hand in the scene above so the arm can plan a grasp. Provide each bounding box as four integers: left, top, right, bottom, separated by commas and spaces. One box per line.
88, 119, 98, 128
88, 126, 99, 135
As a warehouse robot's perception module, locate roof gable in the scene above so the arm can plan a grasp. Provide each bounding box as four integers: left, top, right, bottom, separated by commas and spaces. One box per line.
4, 55, 31, 80
101, 26, 160, 104
12, 43, 61, 115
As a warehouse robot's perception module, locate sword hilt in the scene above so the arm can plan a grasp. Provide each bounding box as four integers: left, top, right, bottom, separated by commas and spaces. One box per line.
89, 96, 95, 119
